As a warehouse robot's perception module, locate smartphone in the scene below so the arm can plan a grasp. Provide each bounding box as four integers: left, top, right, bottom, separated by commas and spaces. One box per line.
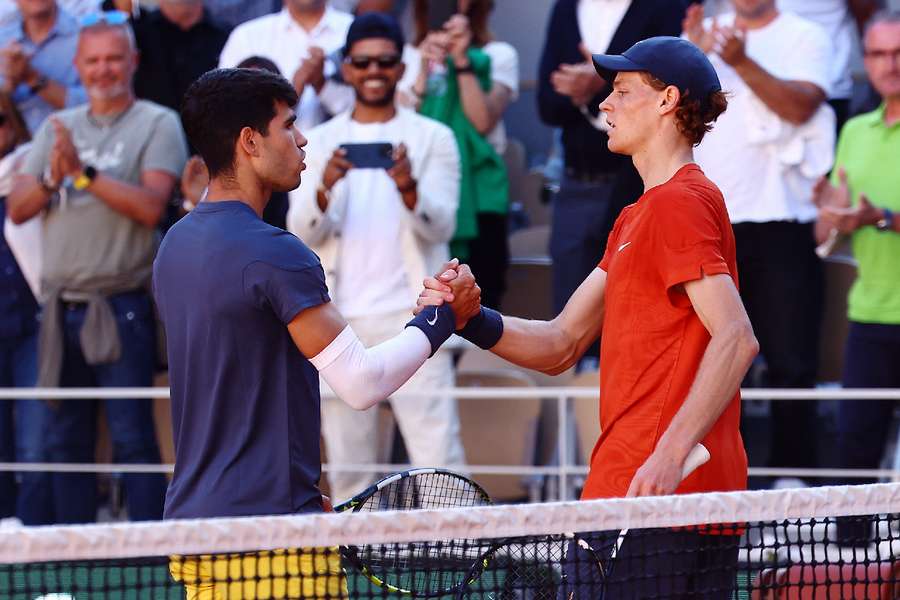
427, 0, 458, 31
341, 143, 395, 169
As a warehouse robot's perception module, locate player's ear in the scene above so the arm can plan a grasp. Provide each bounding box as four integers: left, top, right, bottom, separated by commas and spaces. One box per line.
238, 126, 260, 158
659, 85, 680, 116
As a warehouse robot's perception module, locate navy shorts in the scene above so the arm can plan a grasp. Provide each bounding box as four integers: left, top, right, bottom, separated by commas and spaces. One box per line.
557, 528, 739, 599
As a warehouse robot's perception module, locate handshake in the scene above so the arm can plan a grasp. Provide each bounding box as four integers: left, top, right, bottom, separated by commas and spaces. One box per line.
415, 258, 483, 330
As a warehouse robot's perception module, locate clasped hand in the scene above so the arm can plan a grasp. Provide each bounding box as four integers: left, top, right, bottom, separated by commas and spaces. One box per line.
414, 258, 482, 330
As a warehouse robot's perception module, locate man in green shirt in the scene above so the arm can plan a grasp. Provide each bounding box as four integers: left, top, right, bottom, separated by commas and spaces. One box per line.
815, 8, 900, 546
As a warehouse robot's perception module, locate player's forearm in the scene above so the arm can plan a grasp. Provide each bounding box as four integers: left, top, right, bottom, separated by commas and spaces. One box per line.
732, 58, 824, 125
654, 321, 758, 464
489, 316, 582, 376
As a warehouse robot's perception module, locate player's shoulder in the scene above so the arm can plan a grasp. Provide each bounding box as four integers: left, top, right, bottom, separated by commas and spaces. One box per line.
252, 226, 323, 272
651, 164, 724, 212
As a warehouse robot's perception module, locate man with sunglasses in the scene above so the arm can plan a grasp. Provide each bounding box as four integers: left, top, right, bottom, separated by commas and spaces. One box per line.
8, 14, 188, 524
287, 12, 464, 504
0, 0, 88, 134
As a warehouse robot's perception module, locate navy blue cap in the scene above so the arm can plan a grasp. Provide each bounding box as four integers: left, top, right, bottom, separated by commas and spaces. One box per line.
592, 36, 721, 108
343, 12, 405, 57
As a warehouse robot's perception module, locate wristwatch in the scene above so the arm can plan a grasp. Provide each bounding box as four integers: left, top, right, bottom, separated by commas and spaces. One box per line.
72, 165, 97, 191
875, 208, 894, 232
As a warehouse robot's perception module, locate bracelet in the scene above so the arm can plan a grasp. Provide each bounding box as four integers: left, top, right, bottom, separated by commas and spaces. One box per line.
457, 306, 503, 349
406, 303, 456, 357
454, 63, 474, 74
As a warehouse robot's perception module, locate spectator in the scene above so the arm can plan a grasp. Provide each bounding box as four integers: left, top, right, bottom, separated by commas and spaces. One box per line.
0, 0, 87, 134
777, 0, 877, 129
688, 0, 834, 485
7, 16, 188, 523
0, 93, 52, 526
126, 0, 231, 112
218, 0, 354, 133
537, 0, 686, 366
814, 9, 900, 542
399, 0, 517, 309
288, 13, 463, 502
0, 0, 103, 26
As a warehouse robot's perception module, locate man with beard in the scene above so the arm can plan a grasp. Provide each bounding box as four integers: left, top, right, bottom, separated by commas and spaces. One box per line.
288, 12, 465, 503
8, 17, 188, 523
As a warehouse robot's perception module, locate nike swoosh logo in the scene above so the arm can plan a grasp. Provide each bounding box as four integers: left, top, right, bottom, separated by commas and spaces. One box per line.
618, 241, 632, 252
426, 307, 439, 326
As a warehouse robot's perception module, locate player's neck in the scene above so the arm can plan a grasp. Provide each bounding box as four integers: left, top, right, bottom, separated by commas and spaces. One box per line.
206, 176, 269, 218
632, 136, 694, 192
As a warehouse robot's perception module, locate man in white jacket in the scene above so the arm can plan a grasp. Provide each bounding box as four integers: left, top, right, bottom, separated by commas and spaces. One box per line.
288, 12, 464, 502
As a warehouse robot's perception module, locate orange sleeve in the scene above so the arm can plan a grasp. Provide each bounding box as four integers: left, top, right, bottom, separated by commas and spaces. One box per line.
651, 191, 730, 292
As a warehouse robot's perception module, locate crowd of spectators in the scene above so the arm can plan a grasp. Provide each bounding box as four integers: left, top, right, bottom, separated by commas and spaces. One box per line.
0, 0, 897, 525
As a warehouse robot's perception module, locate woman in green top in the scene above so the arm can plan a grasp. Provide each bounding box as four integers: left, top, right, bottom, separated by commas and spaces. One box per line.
399, 0, 519, 309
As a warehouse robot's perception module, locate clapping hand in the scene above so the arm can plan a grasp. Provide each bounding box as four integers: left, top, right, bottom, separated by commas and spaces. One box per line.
0, 42, 32, 91
50, 118, 82, 178
682, 4, 716, 54
415, 259, 482, 330
550, 44, 605, 107
293, 46, 326, 93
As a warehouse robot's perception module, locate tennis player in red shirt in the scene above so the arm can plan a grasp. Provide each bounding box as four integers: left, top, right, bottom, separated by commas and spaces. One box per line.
420, 36, 759, 598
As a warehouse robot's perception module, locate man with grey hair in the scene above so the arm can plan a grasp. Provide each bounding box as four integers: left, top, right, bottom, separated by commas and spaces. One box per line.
815, 8, 900, 546
8, 16, 188, 523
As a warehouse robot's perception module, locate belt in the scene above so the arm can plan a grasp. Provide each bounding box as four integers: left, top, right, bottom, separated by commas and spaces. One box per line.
564, 168, 617, 184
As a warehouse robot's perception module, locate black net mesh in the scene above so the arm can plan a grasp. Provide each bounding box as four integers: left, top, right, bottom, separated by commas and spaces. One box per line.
2, 496, 899, 599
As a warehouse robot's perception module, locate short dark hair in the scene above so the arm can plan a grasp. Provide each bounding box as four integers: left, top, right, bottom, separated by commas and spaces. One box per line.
640, 72, 728, 146
236, 55, 281, 75
181, 68, 298, 177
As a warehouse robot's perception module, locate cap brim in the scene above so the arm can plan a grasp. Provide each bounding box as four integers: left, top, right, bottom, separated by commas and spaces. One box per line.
592, 54, 642, 82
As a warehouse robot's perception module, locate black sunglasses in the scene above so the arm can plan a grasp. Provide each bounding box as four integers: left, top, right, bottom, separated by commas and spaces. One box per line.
346, 54, 402, 70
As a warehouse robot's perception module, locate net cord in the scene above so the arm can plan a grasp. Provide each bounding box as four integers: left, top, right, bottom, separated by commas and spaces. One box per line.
3, 483, 899, 564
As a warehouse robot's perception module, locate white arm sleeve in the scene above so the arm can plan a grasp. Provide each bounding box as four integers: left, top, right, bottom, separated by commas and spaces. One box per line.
309, 325, 432, 411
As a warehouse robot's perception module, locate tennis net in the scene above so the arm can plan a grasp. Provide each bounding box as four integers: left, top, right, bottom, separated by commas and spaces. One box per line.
2, 483, 899, 599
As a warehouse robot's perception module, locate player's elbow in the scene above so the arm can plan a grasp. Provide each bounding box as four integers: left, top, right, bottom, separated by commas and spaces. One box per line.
729, 320, 759, 367
341, 390, 381, 411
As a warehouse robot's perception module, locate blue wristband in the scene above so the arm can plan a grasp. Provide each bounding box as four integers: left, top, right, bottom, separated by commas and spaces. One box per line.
458, 306, 503, 349
406, 303, 456, 357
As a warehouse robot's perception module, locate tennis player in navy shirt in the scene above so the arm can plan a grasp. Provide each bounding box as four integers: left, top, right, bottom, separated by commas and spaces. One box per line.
153, 66, 482, 527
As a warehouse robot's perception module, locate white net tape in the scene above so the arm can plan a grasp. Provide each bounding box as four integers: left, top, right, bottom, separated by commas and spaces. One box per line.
3, 483, 899, 564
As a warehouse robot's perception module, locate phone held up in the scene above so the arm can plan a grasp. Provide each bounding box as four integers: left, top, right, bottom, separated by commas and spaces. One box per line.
340, 142, 395, 170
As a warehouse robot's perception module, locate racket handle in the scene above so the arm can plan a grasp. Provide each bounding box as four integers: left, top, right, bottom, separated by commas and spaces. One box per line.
681, 443, 710, 480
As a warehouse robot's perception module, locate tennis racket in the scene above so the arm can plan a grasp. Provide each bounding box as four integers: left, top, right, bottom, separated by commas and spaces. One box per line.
563, 443, 711, 593
335, 468, 498, 597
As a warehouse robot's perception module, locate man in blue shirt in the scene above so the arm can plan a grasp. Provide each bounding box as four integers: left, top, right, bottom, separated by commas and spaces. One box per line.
155, 65, 480, 596
0, 0, 86, 133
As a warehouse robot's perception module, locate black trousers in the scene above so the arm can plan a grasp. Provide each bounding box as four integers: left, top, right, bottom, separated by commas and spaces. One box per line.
558, 529, 739, 599
835, 322, 900, 543
733, 221, 823, 470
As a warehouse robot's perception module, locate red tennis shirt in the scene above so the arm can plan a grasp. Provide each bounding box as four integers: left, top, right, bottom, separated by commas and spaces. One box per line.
581, 164, 748, 499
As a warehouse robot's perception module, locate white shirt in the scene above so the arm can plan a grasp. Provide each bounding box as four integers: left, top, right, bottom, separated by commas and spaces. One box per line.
218, 6, 354, 132
577, 0, 632, 55
693, 12, 835, 224
399, 41, 519, 155
777, 0, 856, 99
333, 119, 411, 318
